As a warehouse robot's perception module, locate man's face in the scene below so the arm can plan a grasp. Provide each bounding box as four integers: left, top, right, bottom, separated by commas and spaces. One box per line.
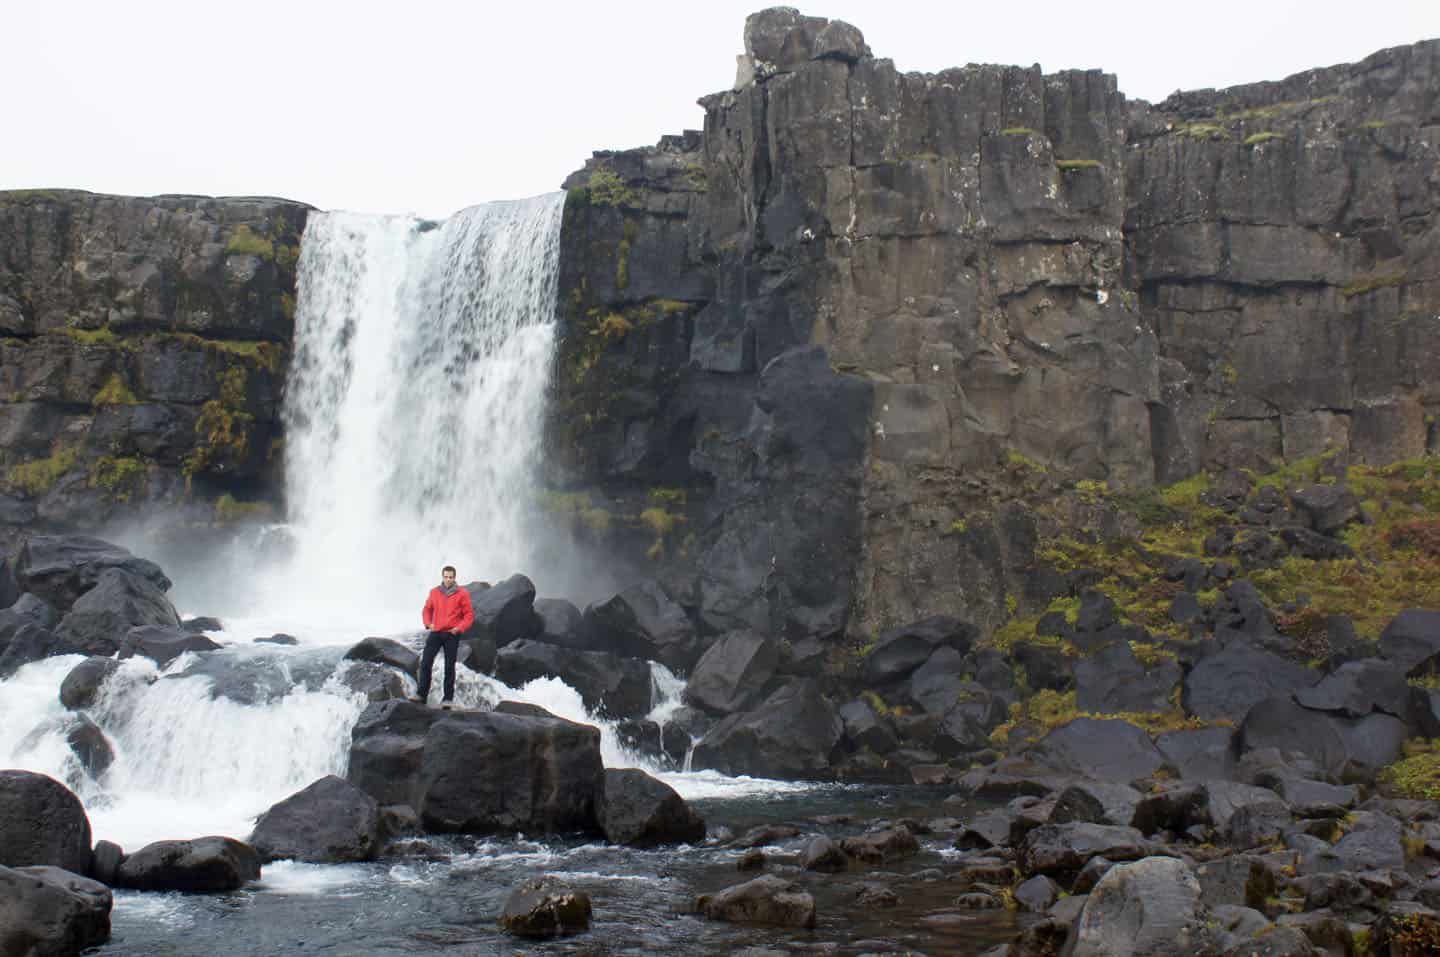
442, 569, 456, 588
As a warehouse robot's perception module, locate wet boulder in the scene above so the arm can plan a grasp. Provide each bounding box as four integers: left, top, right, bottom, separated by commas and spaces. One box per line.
59, 656, 122, 710
1380, 609, 1440, 672
584, 580, 698, 672
692, 679, 843, 780
55, 568, 180, 657
838, 697, 899, 754
0, 770, 92, 873
0, 864, 112, 955
1026, 718, 1167, 782
1293, 658, 1409, 719
343, 637, 419, 675
0, 592, 58, 651
118, 624, 221, 666
63, 714, 114, 781
114, 836, 260, 892
170, 648, 304, 704
498, 877, 592, 937
862, 615, 977, 686
1238, 696, 1406, 781
0, 556, 16, 610
0, 622, 85, 677
599, 768, 705, 847
181, 616, 223, 633
336, 660, 409, 703
1067, 856, 1212, 957
1183, 642, 1321, 722
1050, 780, 1143, 828
684, 630, 778, 714
695, 874, 816, 928
1019, 823, 1150, 882
1075, 641, 1181, 714
841, 826, 920, 863
799, 835, 848, 872
14, 534, 171, 613
89, 841, 124, 886
494, 639, 652, 719
248, 775, 380, 863
534, 598, 590, 650
465, 574, 541, 646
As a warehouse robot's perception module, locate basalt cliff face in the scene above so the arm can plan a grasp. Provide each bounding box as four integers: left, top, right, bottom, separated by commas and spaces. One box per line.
0, 192, 309, 549
547, 9, 1439, 642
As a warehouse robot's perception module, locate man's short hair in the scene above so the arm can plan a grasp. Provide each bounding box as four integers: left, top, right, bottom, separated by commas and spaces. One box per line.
442, 565, 456, 576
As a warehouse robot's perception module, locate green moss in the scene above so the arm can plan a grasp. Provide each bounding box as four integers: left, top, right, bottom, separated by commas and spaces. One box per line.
7, 445, 78, 496
615, 219, 638, 292
640, 506, 685, 560
595, 313, 632, 339
1377, 740, 1440, 799
683, 162, 708, 192
1341, 272, 1406, 298
279, 292, 296, 321
165, 333, 285, 373
214, 493, 274, 524
999, 127, 1037, 136
648, 487, 687, 507
540, 491, 614, 536
988, 688, 1214, 749
225, 224, 275, 260
56, 326, 120, 347
183, 400, 252, 477
88, 456, 146, 502
1243, 131, 1284, 146
1055, 159, 1101, 170
1220, 95, 1338, 121
92, 372, 137, 407
586, 168, 636, 207
1178, 123, 1229, 141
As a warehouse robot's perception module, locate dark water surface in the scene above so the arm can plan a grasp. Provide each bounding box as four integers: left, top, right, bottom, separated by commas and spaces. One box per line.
99, 786, 1020, 956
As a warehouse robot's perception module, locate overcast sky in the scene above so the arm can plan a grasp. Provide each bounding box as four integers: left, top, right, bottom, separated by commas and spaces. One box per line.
5, 1, 1435, 219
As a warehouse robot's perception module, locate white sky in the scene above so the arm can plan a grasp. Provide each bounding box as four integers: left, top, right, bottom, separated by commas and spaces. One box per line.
5, 1, 1436, 219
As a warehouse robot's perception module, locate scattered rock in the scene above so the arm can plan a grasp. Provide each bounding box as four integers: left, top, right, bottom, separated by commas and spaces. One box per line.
0, 770, 92, 873
114, 836, 260, 892
0, 864, 112, 954
599, 768, 705, 847
118, 624, 221, 666
1066, 856, 1212, 956
684, 630, 778, 714
58, 656, 121, 710
343, 637, 419, 675
248, 775, 381, 863
695, 874, 816, 927
497, 877, 592, 937
494, 639, 652, 719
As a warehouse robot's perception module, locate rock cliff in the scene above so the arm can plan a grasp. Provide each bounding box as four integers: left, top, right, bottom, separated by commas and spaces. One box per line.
547, 9, 1439, 641
0, 191, 310, 548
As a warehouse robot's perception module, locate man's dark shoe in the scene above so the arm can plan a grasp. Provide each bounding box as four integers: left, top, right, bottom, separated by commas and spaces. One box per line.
441, 700, 454, 711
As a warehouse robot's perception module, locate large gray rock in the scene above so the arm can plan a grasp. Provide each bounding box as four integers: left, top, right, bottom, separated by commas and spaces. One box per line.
54, 567, 180, 657
1380, 609, 1440, 672
0, 622, 85, 677
1075, 641, 1181, 714
494, 639, 652, 719
118, 624, 221, 666
862, 616, 977, 685
1026, 718, 1167, 782
114, 836, 261, 892
343, 636, 419, 675
691, 679, 843, 780
1019, 823, 1150, 882
599, 768, 705, 847
0, 864, 112, 955
583, 580, 698, 671
346, 700, 606, 836
1293, 658, 1409, 718
1066, 856, 1212, 956
59, 656, 121, 710
465, 574, 542, 646
533, 598, 590, 650
695, 873, 816, 927
498, 878, 592, 937
683, 629, 778, 714
0, 770, 91, 874
14, 535, 171, 613
1183, 642, 1321, 722
248, 775, 380, 863
0, 592, 57, 652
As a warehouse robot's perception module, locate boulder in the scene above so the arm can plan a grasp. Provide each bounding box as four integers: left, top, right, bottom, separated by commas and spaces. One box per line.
0, 557, 16, 610
494, 639, 652, 719
0, 770, 91, 873
534, 598, 590, 650
347, 700, 606, 835
1238, 696, 1406, 780
118, 624, 221, 666
1289, 485, 1361, 535
54, 567, 180, 657
1223, 800, 1292, 847
684, 630, 778, 714
1293, 658, 1409, 718
59, 656, 122, 710
1183, 642, 1321, 722
90, 841, 123, 886
1026, 718, 1166, 782
1051, 780, 1143, 828
0, 623, 85, 677
1015, 874, 1060, 912
695, 874, 816, 928
1075, 641, 1181, 714
798, 835, 847, 872
1155, 727, 1237, 780
841, 826, 919, 863
583, 580, 698, 671
811, 18, 869, 63
1019, 823, 1150, 882
0, 592, 58, 651
248, 775, 381, 863
465, 574, 542, 646
1066, 856, 1211, 956
181, 616, 223, 633
1195, 855, 1275, 911
64, 714, 114, 781
862, 616, 977, 685
838, 697, 899, 754
114, 836, 260, 892
343, 637, 419, 675
599, 768, 705, 847
14, 535, 171, 613
1380, 609, 1440, 672
691, 679, 843, 780
0, 864, 111, 955
498, 878, 592, 937
337, 660, 409, 703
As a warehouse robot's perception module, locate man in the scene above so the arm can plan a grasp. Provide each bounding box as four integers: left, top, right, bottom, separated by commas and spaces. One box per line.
417, 565, 475, 709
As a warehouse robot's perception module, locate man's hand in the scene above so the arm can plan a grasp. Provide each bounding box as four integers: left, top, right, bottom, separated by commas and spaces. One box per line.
450, 627, 463, 635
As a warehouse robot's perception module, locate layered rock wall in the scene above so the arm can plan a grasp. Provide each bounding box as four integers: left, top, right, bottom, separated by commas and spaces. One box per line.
0, 191, 309, 545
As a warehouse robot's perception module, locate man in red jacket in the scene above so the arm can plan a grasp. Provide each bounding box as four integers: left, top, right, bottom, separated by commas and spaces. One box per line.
417, 565, 475, 709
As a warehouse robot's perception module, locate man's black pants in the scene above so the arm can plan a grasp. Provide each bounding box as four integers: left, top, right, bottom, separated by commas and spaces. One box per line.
416, 631, 459, 702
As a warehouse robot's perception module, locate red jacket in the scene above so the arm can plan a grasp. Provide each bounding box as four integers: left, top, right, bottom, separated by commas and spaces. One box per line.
423, 585, 475, 634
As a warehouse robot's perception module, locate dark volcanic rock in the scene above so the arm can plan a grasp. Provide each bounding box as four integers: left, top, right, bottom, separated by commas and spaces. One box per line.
1019, 823, 1150, 882
799, 835, 848, 872
1066, 857, 1210, 956
1155, 727, 1237, 780
863, 616, 977, 685
695, 873, 816, 927
466, 574, 541, 646
684, 629, 778, 714
691, 679, 843, 779
14, 535, 171, 613
1380, 609, 1440, 672
1182, 642, 1320, 722
248, 775, 381, 863
494, 639, 652, 719
0, 592, 58, 651
1074, 641, 1181, 713
584, 580, 698, 671
1293, 657, 1409, 718
0, 622, 84, 677
114, 836, 261, 892
55, 567, 180, 657
533, 598, 590, 650
498, 878, 592, 937
0, 770, 91, 873
59, 656, 122, 710
1026, 718, 1166, 782
0, 864, 112, 955
118, 624, 221, 666
343, 637, 420, 675
599, 768, 705, 847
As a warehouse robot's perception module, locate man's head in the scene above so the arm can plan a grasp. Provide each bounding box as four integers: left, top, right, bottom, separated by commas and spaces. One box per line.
441, 565, 457, 587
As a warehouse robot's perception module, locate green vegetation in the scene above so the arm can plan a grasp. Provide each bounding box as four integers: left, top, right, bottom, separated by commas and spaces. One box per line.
648, 487, 687, 507
92, 372, 137, 406
615, 219, 638, 292
999, 127, 1037, 137
1055, 159, 1102, 170
988, 688, 1214, 748
640, 506, 685, 560
683, 162, 708, 192
56, 326, 120, 347
1341, 272, 1406, 298
225, 224, 275, 260
183, 368, 253, 478
214, 493, 274, 524
595, 313, 633, 339
540, 490, 614, 536
1178, 123, 1229, 141
6, 444, 78, 496
1243, 131, 1285, 146
88, 456, 147, 502
586, 168, 636, 207
1218, 95, 1338, 122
